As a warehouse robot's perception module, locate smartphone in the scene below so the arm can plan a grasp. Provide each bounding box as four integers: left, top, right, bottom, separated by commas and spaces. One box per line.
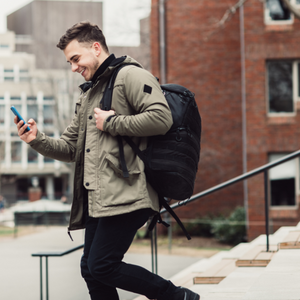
11, 106, 31, 132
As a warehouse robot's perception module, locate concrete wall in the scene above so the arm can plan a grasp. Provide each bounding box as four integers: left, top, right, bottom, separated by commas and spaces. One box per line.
110, 17, 151, 71
7, 0, 103, 69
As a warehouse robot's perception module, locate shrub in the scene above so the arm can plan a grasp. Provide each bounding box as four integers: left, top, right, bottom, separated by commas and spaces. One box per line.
182, 216, 214, 237
171, 215, 214, 237
211, 206, 247, 245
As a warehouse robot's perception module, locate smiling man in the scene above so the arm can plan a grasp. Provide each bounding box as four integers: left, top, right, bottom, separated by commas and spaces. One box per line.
14, 21, 200, 300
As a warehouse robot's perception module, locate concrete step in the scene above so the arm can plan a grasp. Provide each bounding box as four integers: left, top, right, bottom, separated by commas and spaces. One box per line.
168, 243, 251, 288
193, 258, 237, 284
195, 266, 265, 300
236, 245, 278, 267
193, 225, 300, 300
279, 230, 300, 249
133, 223, 300, 300
242, 248, 300, 300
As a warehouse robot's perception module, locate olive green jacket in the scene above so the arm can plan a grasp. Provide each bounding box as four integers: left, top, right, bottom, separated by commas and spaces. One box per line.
29, 56, 173, 230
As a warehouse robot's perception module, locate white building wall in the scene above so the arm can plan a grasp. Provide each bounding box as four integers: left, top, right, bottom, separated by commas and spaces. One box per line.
0, 31, 76, 202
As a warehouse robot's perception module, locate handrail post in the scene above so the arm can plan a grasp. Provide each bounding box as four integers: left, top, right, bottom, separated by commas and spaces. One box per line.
154, 226, 158, 274
151, 228, 154, 273
46, 256, 49, 300
151, 226, 158, 274
264, 170, 269, 252
40, 257, 43, 300
32, 244, 84, 300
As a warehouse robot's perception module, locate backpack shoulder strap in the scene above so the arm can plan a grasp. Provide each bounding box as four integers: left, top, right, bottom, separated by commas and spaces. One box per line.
100, 63, 137, 110
99, 63, 137, 178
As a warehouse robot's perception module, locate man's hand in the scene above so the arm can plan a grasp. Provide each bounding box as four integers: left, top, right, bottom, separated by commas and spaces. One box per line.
94, 108, 115, 131
14, 117, 37, 143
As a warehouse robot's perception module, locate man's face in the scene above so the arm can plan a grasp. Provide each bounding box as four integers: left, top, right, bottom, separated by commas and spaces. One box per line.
64, 40, 100, 81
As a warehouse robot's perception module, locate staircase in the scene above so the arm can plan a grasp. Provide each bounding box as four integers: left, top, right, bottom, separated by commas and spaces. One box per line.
134, 222, 300, 300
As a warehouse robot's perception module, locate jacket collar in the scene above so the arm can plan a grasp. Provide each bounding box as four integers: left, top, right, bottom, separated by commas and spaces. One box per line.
79, 54, 127, 93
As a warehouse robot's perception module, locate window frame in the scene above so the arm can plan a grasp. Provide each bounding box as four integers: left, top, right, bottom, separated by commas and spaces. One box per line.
264, 0, 296, 25
266, 59, 300, 116
269, 153, 299, 210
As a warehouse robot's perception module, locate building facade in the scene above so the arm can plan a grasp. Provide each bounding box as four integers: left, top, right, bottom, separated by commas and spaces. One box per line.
7, 0, 151, 71
151, 0, 300, 240
0, 31, 79, 205
7, 0, 103, 70
1, 0, 152, 206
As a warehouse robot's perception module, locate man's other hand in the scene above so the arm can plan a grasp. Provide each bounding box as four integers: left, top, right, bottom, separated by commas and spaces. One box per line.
94, 108, 115, 131
15, 117, 37, 143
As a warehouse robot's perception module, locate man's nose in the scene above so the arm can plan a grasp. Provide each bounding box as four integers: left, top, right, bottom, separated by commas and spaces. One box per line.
71, 63, 78, 72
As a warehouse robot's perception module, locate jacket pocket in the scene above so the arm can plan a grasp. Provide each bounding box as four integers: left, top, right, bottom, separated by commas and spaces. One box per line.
100, 154, 145, 207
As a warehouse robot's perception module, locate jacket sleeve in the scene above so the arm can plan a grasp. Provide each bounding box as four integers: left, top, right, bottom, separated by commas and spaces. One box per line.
28, 113, 79, 163
102, 66, 173, 137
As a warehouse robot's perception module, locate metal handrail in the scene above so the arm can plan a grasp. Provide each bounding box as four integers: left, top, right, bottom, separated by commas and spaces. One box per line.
162, 149, 300, 212
32, 244, 84, 300
156, 149, 300, 258
31, 149, 300, 297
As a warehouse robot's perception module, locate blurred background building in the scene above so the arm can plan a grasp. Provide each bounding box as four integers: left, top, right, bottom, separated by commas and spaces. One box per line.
6, 0, 151, 70
0, 30, 78, 205
151, 0, 300, 240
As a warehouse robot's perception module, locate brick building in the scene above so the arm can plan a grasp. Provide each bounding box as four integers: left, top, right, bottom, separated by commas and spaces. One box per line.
151, 0, 300, 240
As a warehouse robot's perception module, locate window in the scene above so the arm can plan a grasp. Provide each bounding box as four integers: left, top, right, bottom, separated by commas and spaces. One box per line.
43, 105, 54, 126
0, 141, 4, 163
20, 70, 29, 81
11, 141, 22, 163
27, 96, 37, 102
44, 97, 54, 102
28, 146, 38, 163
267, 60, 293, 113
27, 104, 38, 121
44, 133, 54, 163
44, 156, 54, 163
269, 153, 297, 206
264, 0, 300, 24
267, 60, 300, 114
10, 97, 21, 103
0, 104, 4, 125
4, 69, 14, 81
265, 0, 291, 22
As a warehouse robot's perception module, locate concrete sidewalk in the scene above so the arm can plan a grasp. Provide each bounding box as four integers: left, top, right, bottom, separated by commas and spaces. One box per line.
0, 226, 203, 300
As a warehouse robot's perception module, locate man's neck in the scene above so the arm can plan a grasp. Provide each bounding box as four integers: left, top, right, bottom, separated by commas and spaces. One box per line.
91, 54, 116, 83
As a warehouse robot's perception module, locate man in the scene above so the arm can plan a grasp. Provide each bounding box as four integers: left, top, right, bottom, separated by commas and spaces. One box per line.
15, 21, 200, 300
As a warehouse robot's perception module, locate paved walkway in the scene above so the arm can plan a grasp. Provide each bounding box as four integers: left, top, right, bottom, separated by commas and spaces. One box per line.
0, 226, 203, 300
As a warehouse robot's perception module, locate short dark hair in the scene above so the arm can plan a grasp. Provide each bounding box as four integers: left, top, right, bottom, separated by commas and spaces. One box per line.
57, 21, 109, 53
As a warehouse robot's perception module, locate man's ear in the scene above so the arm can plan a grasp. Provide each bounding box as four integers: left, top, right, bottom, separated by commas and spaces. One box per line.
92, 42, 102, 57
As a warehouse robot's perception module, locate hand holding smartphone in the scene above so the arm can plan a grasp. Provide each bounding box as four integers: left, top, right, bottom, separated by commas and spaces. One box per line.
11, 106, 31, 132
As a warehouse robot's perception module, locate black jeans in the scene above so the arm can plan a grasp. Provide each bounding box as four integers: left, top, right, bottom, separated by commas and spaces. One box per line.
80, 199, 176, 299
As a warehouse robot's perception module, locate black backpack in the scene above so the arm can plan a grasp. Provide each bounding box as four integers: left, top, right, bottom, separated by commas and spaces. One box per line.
101, 64, 201, 239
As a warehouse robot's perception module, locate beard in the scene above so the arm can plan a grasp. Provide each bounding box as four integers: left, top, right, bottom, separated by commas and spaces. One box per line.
86, 56, 101, 81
